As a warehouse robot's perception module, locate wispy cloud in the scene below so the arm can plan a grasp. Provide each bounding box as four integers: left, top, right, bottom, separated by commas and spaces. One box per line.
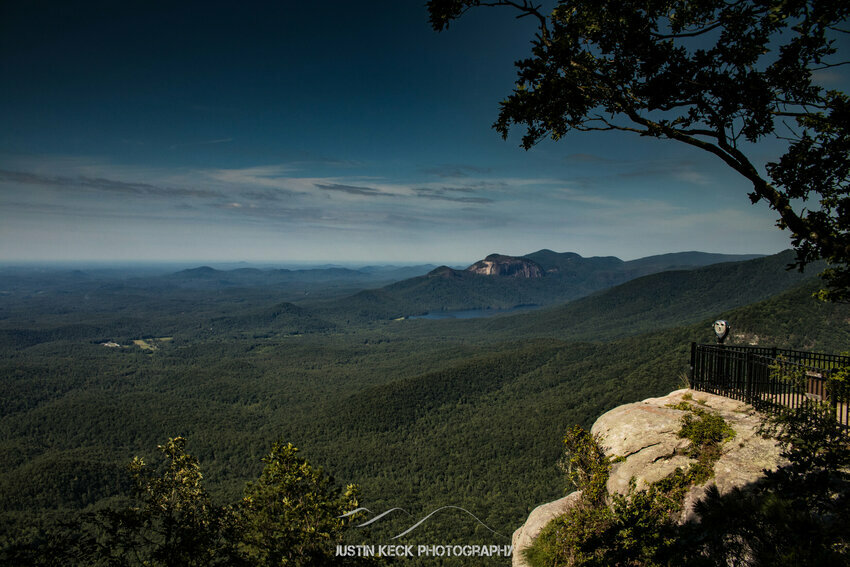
242, 190, 285, 201
413, 186, 494, 204
811, 68, 848, 86
287, 154, 364, 168
671, 168, 712, 186
563, 153, 614, 164
555, 187, 624, 207
422, 164, 493, 178
315, 183, 389, 197
312, 180, 497, 204
1, 154, 782, 264
559, 156, 719, 189
206, 165, 299, 189
615, 162, 713, 186
0, 169, 222, 198
169, 137, 234, 150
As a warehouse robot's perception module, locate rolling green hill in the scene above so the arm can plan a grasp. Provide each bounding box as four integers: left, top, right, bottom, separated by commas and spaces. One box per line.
479, 250, 824, 341
0, 251, 846, 565
298, 281, 848, 548
620, 250, 765, 273
316, 250, 767, 320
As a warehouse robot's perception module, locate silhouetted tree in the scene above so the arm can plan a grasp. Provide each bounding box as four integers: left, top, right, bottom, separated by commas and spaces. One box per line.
428, 0, 850, 300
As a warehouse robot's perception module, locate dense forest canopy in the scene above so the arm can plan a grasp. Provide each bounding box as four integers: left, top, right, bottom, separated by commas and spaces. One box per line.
1, 252, 848, 564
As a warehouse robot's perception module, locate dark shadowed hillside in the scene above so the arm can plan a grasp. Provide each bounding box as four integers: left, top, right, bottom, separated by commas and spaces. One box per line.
479, 250, 822, 341
317, 250, 766, 320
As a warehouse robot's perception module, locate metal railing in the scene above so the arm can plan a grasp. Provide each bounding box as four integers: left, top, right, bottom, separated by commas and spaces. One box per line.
690, 343, 850, 427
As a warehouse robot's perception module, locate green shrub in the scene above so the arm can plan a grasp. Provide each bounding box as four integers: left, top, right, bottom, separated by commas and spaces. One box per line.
525, 503, 615, 567
560, 425, 611, 505
679, 409, 735, 454
527, 405, 739, 566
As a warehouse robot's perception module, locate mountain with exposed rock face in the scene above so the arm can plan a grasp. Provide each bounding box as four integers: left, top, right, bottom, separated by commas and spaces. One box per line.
319, 249, 772, 320
466, 254, 544, 278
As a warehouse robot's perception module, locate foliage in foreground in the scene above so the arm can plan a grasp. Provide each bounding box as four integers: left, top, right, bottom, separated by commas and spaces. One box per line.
525, 402, 734, 566
678, 401, 850, 566
239, 441, 361, 566
1, 437, 366, 566
524, 396, 850, 566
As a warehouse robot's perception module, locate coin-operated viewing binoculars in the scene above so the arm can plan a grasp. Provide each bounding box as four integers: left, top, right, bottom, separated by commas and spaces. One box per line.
713, 320, 730, 344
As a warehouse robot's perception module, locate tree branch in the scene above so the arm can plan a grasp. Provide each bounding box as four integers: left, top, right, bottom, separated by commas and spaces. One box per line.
811, 61, 850, 71
620, 106, 817, 250
475, 0, 550, 42
650, 20, 724, 39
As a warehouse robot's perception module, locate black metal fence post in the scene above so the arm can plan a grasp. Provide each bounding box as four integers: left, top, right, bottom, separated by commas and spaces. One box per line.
745, 350, 753, 404
690, 344, 850, 429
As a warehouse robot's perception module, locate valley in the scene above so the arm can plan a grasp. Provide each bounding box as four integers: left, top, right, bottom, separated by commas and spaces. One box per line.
1, 249, 847, 564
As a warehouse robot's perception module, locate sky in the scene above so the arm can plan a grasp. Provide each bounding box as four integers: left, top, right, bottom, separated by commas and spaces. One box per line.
0, 1, 845, 265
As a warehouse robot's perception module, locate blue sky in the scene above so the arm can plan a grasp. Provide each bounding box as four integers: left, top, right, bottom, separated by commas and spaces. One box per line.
0, 1, 841, 264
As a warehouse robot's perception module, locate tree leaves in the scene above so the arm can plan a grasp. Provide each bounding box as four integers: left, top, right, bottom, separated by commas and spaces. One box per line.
428, 0, 850, 300
64, 438, 360, 566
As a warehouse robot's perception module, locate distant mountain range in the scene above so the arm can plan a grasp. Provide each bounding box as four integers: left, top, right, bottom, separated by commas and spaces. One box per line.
0, 249, 818, 347
435, 250, 765, 280
316, 250, 768, 319
165, 264, 439, 288
480, 249, 825, 342
160, 250, 763, 293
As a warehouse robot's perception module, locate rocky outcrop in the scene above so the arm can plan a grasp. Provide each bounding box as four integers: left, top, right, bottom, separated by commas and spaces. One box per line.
593, 389, 785, 522
511, 389, 785, 567
511, 492, 582, 564
466, 254, 544, 278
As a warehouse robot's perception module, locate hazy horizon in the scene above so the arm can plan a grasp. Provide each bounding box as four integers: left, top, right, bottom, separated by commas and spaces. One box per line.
0, 248, 775, 273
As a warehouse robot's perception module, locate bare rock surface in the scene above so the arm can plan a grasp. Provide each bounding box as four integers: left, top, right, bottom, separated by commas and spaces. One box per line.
466, 254, 544, 278
591, 391, 694, 494
512, 491, 582, 567
594, 389, 785, 521
511, 389, 786, 564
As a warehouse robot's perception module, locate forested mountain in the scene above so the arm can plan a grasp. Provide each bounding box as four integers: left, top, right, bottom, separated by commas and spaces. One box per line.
163, 264, 439, 289
0, 250, 845, 565
0, 263, 439, 312
620, 251, 765, 273
479, 250, 823, 342
316, 249, 766, 319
